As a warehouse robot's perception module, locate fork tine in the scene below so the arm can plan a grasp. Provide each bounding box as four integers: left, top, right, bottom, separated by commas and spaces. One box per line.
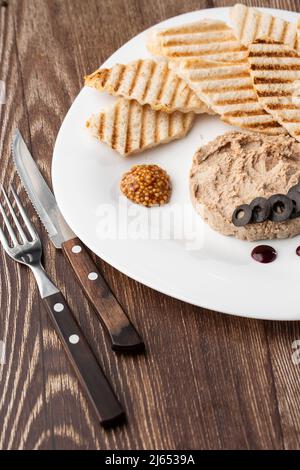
1, 185, 27, 243
10, 186, 38, 240
0, 225, 11, 252
0, 198, 18, 246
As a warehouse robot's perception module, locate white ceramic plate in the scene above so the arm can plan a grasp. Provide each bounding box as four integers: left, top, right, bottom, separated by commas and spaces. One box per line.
52, 7, 300, 321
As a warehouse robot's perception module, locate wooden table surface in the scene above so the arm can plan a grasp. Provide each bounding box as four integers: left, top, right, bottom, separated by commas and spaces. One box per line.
1, 0, 300, 450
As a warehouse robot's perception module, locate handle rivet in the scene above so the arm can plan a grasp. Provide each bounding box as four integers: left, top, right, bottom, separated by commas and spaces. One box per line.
69, 334, 79, 344
72, 245, 82, 253
54, 303, 64, 312
88, 272, 98, 281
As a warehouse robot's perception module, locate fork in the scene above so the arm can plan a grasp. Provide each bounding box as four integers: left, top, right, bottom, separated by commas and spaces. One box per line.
0, 185, 125, 428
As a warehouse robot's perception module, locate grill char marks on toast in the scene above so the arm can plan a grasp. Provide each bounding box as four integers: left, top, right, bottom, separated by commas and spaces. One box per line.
230, 4, 297, 49
86, 98, 194, 156
85, 59, 212, 114
248, 40, 300, 141
170, 58, 285, 135
146, 19, 248, 63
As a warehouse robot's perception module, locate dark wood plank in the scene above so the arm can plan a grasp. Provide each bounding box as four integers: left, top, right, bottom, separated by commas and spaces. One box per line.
0, 0, 50, 451
0, 0, 300, 450
62, 237, 144, 353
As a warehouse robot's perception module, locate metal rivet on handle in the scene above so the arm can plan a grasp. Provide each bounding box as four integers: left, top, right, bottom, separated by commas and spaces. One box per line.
72, 245, 82, 254
88, 272, 98, 281
54, 303, 64, 312
69, 334, 79, 344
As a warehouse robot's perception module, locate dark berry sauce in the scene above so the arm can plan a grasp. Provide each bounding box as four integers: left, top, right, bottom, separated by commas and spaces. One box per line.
296, 246, 300, 256
251, 245, 277, 264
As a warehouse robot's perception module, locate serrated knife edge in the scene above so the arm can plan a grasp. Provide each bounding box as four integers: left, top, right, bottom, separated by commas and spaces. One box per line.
12, 129, 75, 248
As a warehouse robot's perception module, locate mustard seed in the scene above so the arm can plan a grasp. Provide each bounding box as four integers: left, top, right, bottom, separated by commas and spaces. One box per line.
120, 164, 172, 207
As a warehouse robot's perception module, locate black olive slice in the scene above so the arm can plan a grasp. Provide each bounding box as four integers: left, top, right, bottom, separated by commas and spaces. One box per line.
232, 204, 252, 227
250, 197, 271, 223
287, 189, 300, 219
268, 194, 293, 222
288, 183, 300, 195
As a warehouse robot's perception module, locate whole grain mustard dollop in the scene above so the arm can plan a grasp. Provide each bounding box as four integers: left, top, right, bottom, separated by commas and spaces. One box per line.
120, 164, 172, 207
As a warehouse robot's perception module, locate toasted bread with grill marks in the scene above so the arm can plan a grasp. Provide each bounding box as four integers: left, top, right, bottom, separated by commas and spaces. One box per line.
170, 58, 285, 134
146, 18, 248, 63
230, 4, 297, 48
86, 98, 194, 156
248, 40, 300, 142
85, 59, 211, 114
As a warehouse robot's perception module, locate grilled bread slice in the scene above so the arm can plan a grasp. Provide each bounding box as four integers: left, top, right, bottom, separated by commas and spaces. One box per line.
230, 4, 297, 49
86, 98, 194, 156
170, 58, 284, 134
146, 19, 248, 62
248, 40, 300, 142
85, 60, 211, 114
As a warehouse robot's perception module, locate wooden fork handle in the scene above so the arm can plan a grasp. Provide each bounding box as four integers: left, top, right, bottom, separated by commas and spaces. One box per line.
62, 237, 144, 354
43, 291, 125, 428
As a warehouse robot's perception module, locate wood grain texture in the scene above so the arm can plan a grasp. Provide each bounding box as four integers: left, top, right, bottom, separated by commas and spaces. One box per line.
62, 237, 144, 353
0, 0, 300, 450
43, 291, 125, 428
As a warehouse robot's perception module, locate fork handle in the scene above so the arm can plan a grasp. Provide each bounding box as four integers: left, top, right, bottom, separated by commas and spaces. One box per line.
62, 237, 144, 354
43, 291, 125, 428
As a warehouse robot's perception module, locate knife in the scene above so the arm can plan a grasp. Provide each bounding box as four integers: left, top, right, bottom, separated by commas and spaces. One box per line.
12, 129, 144, 354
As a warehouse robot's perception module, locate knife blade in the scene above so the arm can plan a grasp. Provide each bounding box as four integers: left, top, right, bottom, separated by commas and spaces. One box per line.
12, 129, 144, 354
12, 130, 75, 248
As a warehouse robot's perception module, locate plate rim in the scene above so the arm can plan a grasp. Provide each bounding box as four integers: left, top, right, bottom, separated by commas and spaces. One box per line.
52, 6, 300, 322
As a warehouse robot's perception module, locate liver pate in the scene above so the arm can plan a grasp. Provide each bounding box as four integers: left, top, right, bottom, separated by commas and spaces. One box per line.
190, 131, 300, 241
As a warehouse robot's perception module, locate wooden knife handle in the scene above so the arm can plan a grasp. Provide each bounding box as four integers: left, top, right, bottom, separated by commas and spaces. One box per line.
62, 237, 145, 354
43, 292, 125, 428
